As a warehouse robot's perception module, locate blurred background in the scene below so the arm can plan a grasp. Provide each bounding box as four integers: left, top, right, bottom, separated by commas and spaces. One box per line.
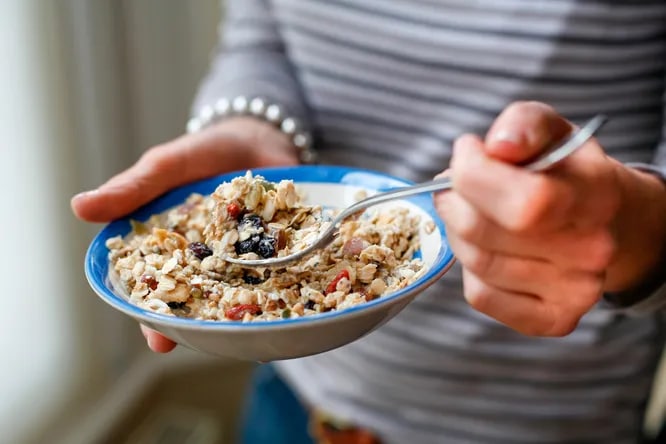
1, 1, 664, 444
1, 1, 252, 443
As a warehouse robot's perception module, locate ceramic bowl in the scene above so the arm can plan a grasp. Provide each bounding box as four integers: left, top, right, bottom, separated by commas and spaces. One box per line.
85, 165, 455, 361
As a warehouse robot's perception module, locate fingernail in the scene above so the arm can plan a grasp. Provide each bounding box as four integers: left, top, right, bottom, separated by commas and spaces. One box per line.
146, 333, 157, 351
72, 189, 99, 201
489, 130, 521, 145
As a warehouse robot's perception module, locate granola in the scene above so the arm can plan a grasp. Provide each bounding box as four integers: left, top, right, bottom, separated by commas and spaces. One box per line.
106, 171, 426, 322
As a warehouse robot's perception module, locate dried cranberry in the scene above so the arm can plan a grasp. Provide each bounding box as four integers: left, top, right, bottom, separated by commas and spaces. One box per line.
140, 275, 158, 291
257, 236, 276, 258
235, 235, 260, 255
226, 202, 241, 219
188, 242, 213, 260
325, 270, 350, 294
225, 304, 262, 321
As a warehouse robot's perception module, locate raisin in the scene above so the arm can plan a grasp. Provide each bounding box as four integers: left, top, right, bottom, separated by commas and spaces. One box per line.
235, 235, 261, 255
188, 242, 213, 260
243, 273, 264, 285
304, 300, 316, 310
167, 301, 186, 309
239, 214, 263, 230
257, 236, 276, 258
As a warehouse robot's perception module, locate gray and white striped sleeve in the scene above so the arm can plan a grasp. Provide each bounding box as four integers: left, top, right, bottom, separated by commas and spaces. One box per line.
191, 0, 311, 127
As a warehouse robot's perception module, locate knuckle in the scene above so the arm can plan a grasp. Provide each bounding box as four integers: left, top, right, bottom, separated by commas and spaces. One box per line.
463, 247, 497, 278
516, 322, 549, 337
464, 285, 493, 313
518, 306, 578, 337
585, 230, 617, 271
578, 282, 604, 309
546, 316, 580, 337
140, 145, 173, 173
454, 209, 487, 243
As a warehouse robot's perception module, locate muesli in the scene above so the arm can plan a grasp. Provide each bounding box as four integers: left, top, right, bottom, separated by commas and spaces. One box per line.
106, 171, 425, 322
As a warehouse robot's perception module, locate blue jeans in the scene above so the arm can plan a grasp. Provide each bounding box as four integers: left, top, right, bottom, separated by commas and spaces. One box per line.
239, 364, 313, 444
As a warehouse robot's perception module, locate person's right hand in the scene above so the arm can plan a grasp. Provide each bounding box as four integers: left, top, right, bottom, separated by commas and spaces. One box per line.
71, 117, 299, 352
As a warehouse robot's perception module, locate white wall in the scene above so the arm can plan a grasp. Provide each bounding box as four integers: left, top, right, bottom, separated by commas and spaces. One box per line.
0, 3, 87, 444
0, 1, 220, 443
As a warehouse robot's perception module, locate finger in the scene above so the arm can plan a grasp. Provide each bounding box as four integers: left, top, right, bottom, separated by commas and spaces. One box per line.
140, 325, 177, 353
461, 269, 578, 337
485, 101, 573, 164
448, 229, 606, 309
450, 134, 576, 233
447, 231, 554, 295
72, 132, 234, 222
435, 190, 616, 271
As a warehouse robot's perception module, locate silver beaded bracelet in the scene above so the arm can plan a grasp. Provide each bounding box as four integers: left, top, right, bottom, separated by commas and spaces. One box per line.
186, 96, 316, 164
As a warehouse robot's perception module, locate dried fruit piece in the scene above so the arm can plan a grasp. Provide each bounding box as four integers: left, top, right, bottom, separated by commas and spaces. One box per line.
239, 214, 263, 231
242, 273, 264, 285
140, 274, 158, 291
226, 202, 241, 220
235, 235, 260, 255
188, 242, 213, 260
325, 270, 350, 294
267, 224, 287, 250
342, 237, 365, 256
225, 304, 262, 321
257, 236, 276, 258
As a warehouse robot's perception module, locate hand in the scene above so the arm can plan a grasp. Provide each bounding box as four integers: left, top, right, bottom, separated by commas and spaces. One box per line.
72, 117, 298, 352
435, 101, 666, 336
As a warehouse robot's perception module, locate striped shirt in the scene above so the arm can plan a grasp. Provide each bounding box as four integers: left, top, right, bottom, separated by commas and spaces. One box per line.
193, 1, 666, 443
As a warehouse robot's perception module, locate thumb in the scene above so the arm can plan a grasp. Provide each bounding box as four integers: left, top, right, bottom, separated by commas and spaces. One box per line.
71, 134, 199, 223
71, 126, 297, 223
485, 101, 573, 165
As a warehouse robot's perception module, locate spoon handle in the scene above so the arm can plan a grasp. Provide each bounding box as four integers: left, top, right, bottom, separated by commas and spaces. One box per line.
524, 114, 608, 172
340, 178, 453, 218
342, 114, 608, 217
223, 114, 608, 267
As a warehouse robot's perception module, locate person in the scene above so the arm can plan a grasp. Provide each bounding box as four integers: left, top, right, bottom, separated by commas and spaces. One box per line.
72, 1, 666, 443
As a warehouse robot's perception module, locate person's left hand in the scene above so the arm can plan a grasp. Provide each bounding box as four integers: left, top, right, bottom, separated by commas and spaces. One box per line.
435, 101, 666, 336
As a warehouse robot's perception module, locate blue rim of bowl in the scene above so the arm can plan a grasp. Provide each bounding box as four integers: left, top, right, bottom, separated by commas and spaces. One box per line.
85, 165, 455, 330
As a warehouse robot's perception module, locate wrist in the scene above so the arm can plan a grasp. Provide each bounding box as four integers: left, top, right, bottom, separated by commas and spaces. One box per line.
187, 96, 316, 164
605, 160, 666, 292
209, 116, 301, 167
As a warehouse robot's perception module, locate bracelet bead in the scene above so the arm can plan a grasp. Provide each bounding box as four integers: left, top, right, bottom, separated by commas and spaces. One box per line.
187, 96, 316, 164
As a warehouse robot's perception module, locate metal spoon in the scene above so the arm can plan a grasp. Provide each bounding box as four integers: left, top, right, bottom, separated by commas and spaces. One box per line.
223, 114, 608, 268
